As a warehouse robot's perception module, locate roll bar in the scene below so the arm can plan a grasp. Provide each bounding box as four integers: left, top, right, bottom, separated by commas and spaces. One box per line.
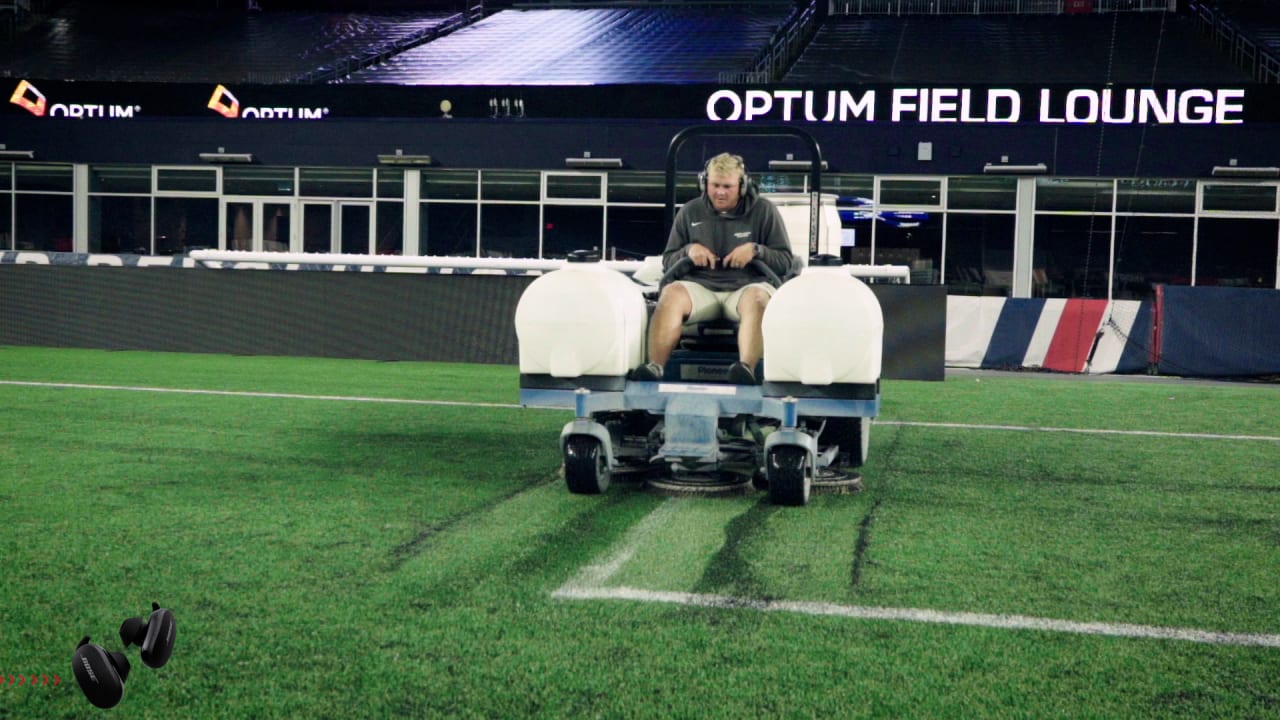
663, 125, 824, 255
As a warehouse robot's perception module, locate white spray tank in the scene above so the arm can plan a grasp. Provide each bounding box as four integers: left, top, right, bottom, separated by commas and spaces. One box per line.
514, 253, 648, 378
761, 255, 884, 385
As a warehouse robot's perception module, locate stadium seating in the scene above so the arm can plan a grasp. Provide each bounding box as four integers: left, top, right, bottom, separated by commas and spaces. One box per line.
341, 5, 790, 85
785, 12, 1251, 84
0, 1, 458, 83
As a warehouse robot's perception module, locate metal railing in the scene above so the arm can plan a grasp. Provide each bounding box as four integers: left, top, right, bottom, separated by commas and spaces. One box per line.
719, 0, 819, 83
831, 0, 1174, 14
1190, 0, 1280, 83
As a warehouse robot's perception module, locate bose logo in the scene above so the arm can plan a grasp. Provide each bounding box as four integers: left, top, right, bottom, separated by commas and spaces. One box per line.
80, 656, 98, 684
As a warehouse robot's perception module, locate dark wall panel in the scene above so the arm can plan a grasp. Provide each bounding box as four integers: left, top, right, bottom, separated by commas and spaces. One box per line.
0, 266, 530, 363
0, 266, 946, 379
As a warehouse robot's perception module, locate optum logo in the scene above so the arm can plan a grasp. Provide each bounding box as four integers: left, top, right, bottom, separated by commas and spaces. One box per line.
207, 84, 328, 120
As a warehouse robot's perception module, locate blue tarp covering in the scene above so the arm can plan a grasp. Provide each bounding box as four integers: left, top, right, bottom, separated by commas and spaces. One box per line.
1159, 286, 1280, 377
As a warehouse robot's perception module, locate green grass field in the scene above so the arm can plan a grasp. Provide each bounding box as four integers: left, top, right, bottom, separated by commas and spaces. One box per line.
2, 346, 1278, 719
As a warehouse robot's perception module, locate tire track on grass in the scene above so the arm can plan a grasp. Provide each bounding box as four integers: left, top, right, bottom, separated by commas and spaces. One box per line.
386, 474, 555, 571
851, 498, 883, 588
692, 498, 779, 600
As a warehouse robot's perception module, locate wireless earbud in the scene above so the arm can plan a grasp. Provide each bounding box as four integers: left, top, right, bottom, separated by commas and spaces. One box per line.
119, 602, 176, 669
72, 636, 130, 709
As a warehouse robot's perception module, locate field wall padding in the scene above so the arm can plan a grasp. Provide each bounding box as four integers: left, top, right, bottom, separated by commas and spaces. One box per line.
0, 263, 946, 381
1157, 286, 1280, 378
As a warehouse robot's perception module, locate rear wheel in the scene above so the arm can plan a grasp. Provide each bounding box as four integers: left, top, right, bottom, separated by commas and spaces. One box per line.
818, 417, 871, 468
766, 445, 810, 506
564, 435, 609, 495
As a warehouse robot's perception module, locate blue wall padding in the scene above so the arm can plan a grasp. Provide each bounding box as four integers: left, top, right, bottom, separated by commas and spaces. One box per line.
1159, 286, 1280, 377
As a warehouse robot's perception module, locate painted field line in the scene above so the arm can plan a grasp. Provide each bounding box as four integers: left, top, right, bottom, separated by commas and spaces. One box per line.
5, 379, 1280, 443
553, 503, 1280, 649
552, 584, 1280, 648
0, 380, 523, 410
876, 419, 1280, 443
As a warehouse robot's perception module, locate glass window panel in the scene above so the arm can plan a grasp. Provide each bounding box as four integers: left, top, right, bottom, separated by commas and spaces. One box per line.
14, 194, 73, 251
947, 176, 1016, 211
0, 163, 11, 191
481, 170, 539, 201
1032, 215, 1113, 298
1116, 179, 1195, 214
1035, 178, 1114, 212
879, 179, 941, 207
88, 196, 151, 254
1201, 184, 1277, 213
0, 193, 11, 250
607, 171, 664, 204
155, 197, 217, 254
755, 172, 806, 194
1195, 218, 1278, 288
606, 206, 665, 260
421, 169, 478, 200
224, 166, 294, 196
542, 206, 603, 259
944, 213, 1016, 296
824, 174, 874, 201
874, 213, 943, 284
225, 202, 254, 251
299, 167, 373, 198
157, 168, 217, 193
263, 203, 292, 252
376, 168, 404, 199
376, 201, 403, 255
420, 202, 476, 256
546, 173, 603, 201
89, 165, 151, 194
15, 163, 73, 193
303, 204, 333, 254
339, 204, 370, 254
480, 203, 539, 257
1112, 216, 1194, 301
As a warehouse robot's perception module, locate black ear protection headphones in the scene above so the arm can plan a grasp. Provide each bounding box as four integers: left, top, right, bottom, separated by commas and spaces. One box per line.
697, 153, 750, 199
73, 603, 176, 709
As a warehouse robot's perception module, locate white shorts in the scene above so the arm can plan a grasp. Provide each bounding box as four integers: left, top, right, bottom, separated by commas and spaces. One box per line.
673, 280, 776, 323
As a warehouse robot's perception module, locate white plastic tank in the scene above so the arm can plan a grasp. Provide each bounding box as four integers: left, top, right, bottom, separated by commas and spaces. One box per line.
762, 192, 843, 262
514, 259, 648, 378
761, 263, 883, 385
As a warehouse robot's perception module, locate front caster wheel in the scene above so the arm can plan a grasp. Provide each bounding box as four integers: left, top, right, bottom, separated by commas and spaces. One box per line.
564, 435, 610, 495
766, 445, 810, 506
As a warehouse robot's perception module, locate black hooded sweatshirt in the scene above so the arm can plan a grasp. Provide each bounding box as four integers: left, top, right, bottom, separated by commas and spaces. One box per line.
660, 182, 794, 292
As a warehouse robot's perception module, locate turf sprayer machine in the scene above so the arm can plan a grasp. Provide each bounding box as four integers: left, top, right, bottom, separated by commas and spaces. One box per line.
516, 127, 886, 506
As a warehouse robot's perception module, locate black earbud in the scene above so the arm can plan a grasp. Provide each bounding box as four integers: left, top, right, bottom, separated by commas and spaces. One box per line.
119, 602, 176, 669
72, 636, 131, 709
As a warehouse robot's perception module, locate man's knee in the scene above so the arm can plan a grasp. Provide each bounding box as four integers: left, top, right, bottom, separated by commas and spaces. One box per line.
736, 286, 771, 317
657, 283, 693, 318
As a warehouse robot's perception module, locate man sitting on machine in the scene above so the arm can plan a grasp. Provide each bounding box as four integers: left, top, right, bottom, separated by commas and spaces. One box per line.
632, 152, 795, 385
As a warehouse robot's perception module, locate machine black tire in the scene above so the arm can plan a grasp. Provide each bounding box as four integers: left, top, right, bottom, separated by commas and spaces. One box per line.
766, 445, 810, 506
819, 417, 871, 468
564, 435, 610, 495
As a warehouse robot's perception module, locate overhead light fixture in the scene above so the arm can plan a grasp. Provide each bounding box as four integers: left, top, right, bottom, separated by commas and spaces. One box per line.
377, 150, 432, 166
565, 156, 623, 169
0, 147, 35, 160
983, 162, 1048, 175
198, 148, 254, 163
768, 159, 828, 171
1211, 165, 1279, 178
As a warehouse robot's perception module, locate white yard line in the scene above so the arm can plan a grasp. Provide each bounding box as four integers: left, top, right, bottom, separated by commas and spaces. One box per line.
0, 380, 523, 410
4, 379, 1279, 443
551, 504, 1280, 649
552, 584, 1280, 648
